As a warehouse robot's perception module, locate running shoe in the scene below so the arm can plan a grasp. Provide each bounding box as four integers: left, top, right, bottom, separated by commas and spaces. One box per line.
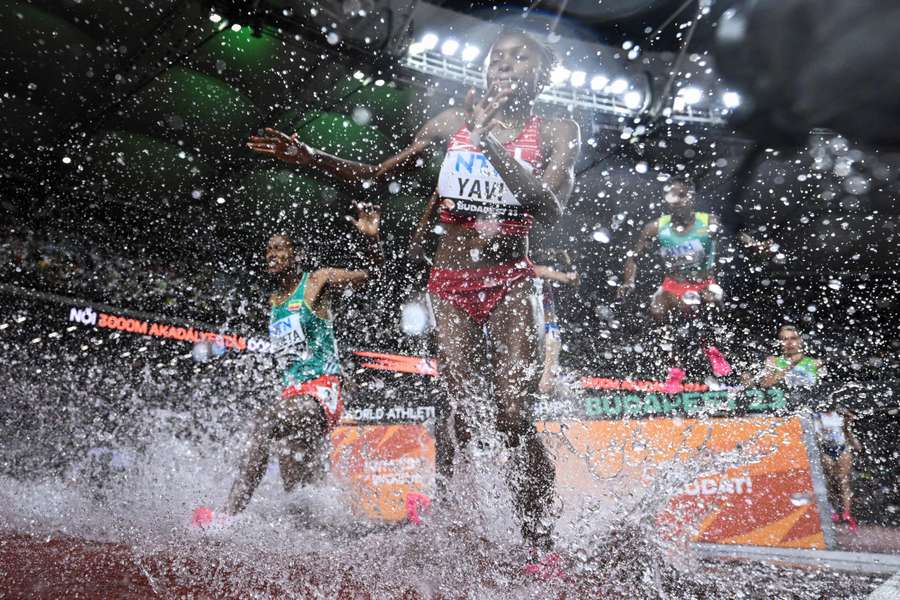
522, 552, 570, 583
705, 346, 733, 377
843, 511, 858, 532
663, 367, 686, 394
405, 491, 432, 526
190, 506, 234, 532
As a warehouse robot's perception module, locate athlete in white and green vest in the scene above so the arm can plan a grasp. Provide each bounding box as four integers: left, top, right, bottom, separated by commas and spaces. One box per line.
222, 203, 382, 517
757, 324, 859, 531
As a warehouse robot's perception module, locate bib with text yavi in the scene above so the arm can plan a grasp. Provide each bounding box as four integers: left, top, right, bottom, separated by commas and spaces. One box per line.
437, 149, 532, 220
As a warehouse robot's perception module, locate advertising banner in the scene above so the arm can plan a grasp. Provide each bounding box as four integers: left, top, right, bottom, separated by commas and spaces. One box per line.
538, 416, 825, 549
330, 361, 826, 550
329, 423, 436, 521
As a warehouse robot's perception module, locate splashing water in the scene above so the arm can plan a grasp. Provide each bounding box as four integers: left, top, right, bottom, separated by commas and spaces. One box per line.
0, 347, 886, 599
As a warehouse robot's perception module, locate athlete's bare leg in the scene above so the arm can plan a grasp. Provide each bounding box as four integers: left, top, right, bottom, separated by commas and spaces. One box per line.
225, 396, 325, 514
650, 289, 681, 323
486, 278, 555, 550
650, 289, 684, 370
275, 399, 327, 493
835, 451, 854, 515
432, 296, 490, 499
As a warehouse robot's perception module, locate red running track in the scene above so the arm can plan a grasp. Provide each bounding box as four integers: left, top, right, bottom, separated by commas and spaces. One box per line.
0, 533, 437, 600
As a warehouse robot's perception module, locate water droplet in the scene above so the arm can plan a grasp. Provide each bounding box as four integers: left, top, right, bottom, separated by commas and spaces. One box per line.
592, 227, 610, 243
352, 106, 372, 126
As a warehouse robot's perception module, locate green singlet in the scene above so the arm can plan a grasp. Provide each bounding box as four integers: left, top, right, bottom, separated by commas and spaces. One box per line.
772, 355, 819, 388
268, 272, 341, 386
657, 212, 715, 280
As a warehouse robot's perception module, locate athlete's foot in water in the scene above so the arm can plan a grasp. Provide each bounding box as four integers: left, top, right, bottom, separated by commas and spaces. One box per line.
522, 548, 571, 583
842, 511, 859, 532
190, 506, 236, 533
405, 491, 433, 526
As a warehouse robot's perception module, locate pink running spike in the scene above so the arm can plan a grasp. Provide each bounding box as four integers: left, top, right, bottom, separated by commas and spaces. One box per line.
405, 492, 432, 526
843, 511, 858, 532
705, 346, 733, 377
522, 552, 571, 583
191, 506, 214, 528
663, 367, 685, 394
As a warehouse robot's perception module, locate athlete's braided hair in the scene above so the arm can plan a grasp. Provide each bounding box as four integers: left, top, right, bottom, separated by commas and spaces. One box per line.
486, 28, 558, 93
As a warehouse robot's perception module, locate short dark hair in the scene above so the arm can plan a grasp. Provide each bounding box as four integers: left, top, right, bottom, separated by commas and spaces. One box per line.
488, 28, 558, 92
668, 176, 695, 191
778, 324, 800, 337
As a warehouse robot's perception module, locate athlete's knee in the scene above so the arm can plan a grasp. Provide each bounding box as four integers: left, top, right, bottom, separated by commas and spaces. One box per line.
274, 398, 324, 440
649, 301, 666, 320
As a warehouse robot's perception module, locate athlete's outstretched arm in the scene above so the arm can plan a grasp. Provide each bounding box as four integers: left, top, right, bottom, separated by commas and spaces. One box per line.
247, 109, 463, 188
303, 204, 382, 314
409, 191, 441, 265
619, 221, 659, 297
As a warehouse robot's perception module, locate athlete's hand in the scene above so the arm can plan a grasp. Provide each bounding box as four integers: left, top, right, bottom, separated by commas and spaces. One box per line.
463, 88, 511, 140
617, 282, 635, 298
247, 128, 315, 166
348, 202, 381, 238
538, 373, 555, 395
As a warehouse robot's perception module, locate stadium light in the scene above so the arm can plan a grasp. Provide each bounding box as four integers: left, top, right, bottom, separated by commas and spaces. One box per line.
679, 87, 703, 105
570, 71, 587, 88
209, 12, 223, 23
421, 33, 439, 50
609, 78, 629, 94
550, 66, 571, 86
441, 39, 460, 56
722, 91, 741, 108
590, 75, 609, 92
461, 45, 480, 62
624, 91, 643, 110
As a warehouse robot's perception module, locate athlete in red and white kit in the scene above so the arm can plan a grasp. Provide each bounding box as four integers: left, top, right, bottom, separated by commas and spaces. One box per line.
248, 29, 581, 553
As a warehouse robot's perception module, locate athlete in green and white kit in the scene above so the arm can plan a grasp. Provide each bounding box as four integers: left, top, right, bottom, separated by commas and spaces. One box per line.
619, 178, 721, 319
223, 203, 382, 516
755, 324, 859, 530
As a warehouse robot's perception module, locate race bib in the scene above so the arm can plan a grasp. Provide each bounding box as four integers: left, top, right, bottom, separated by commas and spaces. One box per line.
269, 313, 309, 357
661, 239, 706, 271
436, 150, 531, 219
